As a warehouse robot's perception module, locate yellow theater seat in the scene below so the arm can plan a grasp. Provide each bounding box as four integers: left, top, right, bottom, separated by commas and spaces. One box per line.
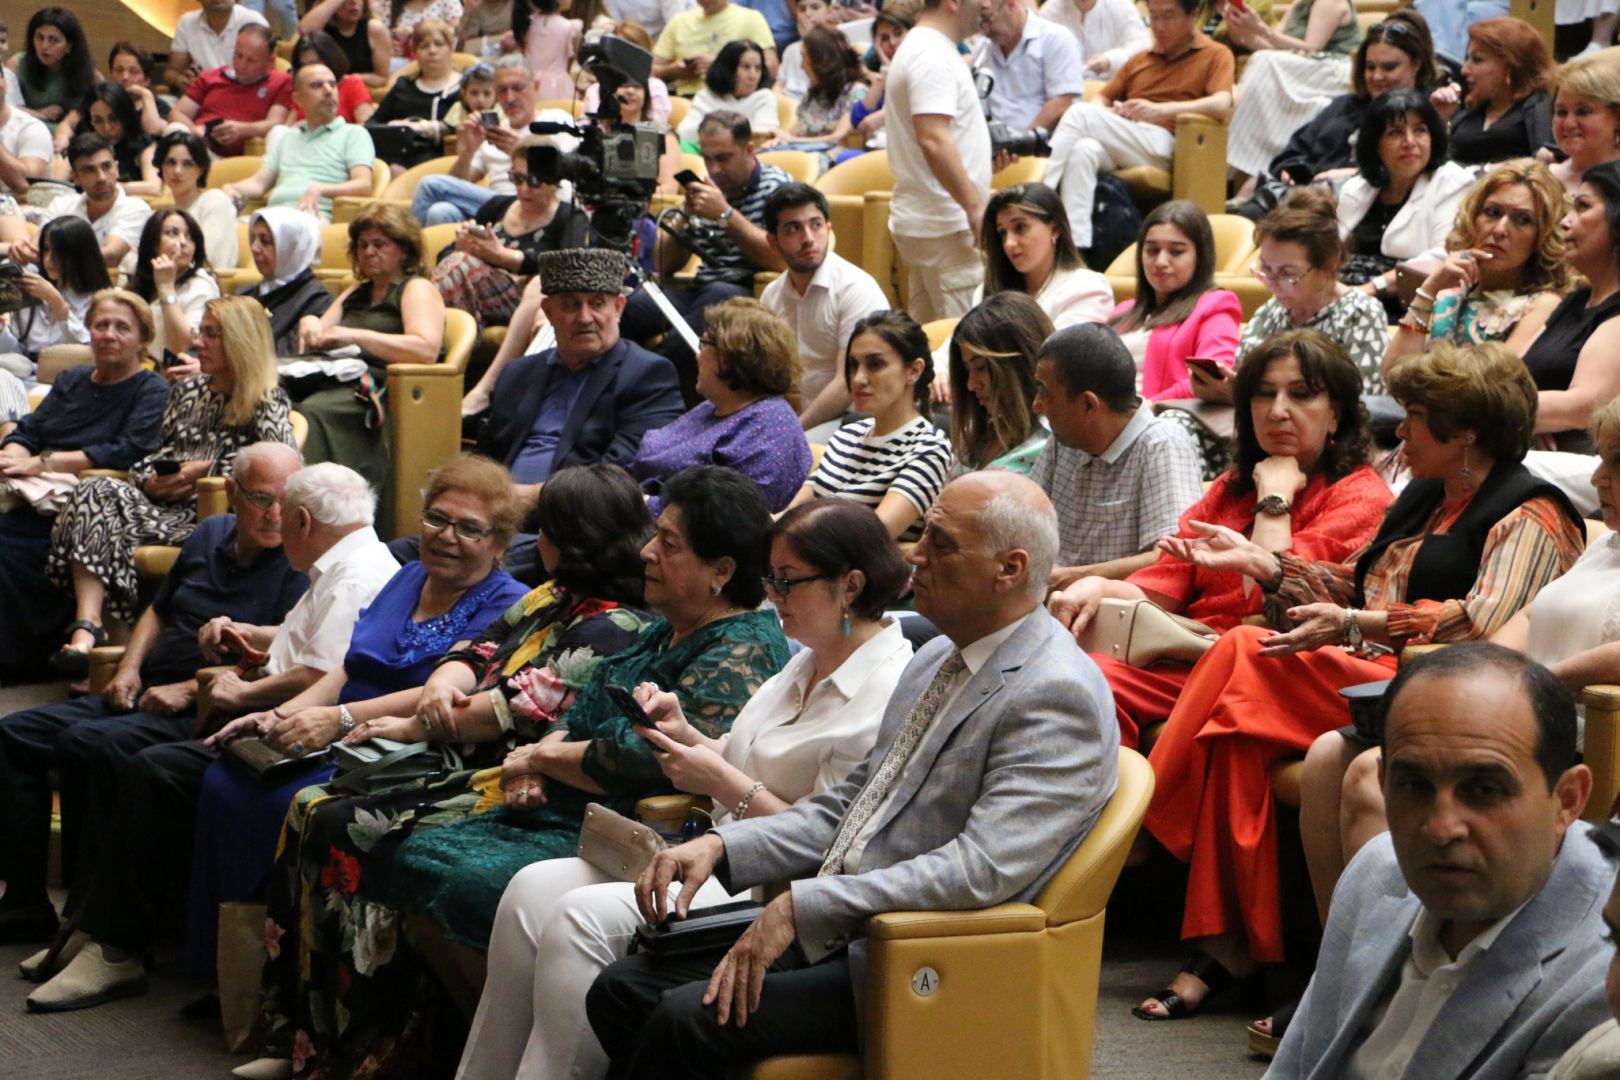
923, 318, 959, 353
667, 96, 692, 131
993, 155, 1047, 189
814, 153, 898, 306
760, 150, 821, 184
1106, 213, 1258, 303
747, 748, 1153, 1080
205, 155, 265, 191
333, 155, 461, 222
388, 308, 476, 537
1113, 114, 1229, 218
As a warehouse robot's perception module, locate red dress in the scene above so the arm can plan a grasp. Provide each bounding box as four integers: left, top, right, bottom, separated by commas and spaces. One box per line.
1095, 466, 1393, 748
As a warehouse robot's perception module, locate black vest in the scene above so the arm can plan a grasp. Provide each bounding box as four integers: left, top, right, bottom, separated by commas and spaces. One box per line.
1352, 461, 1583, 607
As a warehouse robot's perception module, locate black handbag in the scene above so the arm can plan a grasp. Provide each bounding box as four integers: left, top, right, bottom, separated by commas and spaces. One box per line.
632, 900, 764, 959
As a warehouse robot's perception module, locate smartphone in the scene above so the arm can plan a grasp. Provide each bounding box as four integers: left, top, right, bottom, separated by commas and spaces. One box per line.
480, 110, 500, 127
606, 685, 665, 748
1185, 357, 1227, 380
1394, 263, 1428, 302
674, 168, 702, 188
150, 458, 181, 476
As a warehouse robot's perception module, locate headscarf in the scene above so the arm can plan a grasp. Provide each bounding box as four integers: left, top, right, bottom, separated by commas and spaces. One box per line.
249, 207, 323, 292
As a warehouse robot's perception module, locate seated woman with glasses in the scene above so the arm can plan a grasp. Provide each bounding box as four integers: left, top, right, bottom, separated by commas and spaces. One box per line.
457, 500, 914, 1080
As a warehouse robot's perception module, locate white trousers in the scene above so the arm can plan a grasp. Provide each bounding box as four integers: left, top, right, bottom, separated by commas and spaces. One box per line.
1226, 51, 1351, 178
890, 228, 983, 325
456, 857, 737, 1080
1043, 103, 1175, 248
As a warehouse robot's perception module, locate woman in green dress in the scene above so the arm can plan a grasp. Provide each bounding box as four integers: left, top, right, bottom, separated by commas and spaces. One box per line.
947, 291, 1053, 474
292, 203, 445, 507
248, 465, 789, 1080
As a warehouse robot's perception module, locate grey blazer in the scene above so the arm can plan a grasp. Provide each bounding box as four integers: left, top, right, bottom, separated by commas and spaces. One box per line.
716, 608, 1120, 1003
1267, 824, 1619, 1080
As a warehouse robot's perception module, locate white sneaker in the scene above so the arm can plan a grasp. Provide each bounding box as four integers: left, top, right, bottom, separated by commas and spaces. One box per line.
24, 941, 146, 1012
18, 929, 88, 982
231, 1058, 293, 1079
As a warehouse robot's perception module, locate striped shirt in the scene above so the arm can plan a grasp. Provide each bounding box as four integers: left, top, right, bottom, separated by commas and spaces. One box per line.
810, 416, 955, 541
693, 162, 792, 288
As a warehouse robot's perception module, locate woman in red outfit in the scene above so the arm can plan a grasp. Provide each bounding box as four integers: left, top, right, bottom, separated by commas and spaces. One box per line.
1048, 329, 1394, 749
1124, 340, 1586, 1022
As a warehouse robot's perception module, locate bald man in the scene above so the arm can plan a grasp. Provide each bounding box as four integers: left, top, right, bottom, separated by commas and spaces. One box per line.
587, 472, 1121, 1078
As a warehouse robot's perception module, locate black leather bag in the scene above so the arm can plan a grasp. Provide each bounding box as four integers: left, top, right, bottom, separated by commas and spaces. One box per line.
632, 900, 764, 959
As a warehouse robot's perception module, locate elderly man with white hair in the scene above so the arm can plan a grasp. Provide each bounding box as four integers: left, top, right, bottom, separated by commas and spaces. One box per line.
20, 460, 397, 1012
586, 470, 1121, 1077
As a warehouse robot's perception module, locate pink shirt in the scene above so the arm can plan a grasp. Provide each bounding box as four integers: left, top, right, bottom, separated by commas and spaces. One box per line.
1110, 288, 1241, 401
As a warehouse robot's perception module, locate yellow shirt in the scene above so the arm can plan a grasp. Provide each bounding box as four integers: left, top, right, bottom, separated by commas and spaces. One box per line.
653, 4, 776, 94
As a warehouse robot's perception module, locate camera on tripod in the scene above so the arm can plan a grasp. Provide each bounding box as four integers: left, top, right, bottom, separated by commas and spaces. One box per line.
974, 70, 1053, 159
528, 31, 666, 249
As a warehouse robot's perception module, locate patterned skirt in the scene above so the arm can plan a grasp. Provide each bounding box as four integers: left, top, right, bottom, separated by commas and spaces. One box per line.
45, 477, 197, 623
431, 252, 525, 333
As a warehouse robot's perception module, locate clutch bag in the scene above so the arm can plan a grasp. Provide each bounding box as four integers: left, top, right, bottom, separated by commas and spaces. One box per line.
1078, 598, 1219, 668
578, 802, 665, 883
633, 900, 765, 959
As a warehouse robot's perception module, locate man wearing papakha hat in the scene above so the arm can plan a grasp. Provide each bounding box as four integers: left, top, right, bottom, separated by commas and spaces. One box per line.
476, 246, 685, 506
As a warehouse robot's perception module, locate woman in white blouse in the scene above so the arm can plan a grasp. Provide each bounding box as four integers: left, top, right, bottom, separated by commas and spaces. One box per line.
676, 40, 781, 146
975, 182, 1114, 329
126, 208, 220, 375
152, 131, 239, 273
455, 500, 915, 1080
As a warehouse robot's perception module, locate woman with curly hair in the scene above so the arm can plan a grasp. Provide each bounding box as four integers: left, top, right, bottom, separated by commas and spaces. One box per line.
1383, 159, 1567, 376
947, 291, 1053, 474
778, 26, 866, 144
7, 8, 94, 126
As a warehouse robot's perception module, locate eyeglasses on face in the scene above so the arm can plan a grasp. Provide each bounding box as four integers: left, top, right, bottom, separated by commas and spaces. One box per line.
237, 487, 280, 511
422, 508, 494, 542
761, 572, 829, 597
1250, 258, 1309, 289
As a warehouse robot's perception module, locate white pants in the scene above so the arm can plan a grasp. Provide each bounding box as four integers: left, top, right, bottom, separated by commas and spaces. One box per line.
890, 228, 983, 325
456, 857, 737, 1080
1043, 103, 1175, 248
1225, 51, 1351, 178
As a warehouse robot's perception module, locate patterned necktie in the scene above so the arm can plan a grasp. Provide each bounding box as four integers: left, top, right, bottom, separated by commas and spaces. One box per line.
818, 649, 968, 877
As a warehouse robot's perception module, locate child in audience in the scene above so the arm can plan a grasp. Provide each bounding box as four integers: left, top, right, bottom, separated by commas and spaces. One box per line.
515, 0, 582, 99
443, 60, 496, 130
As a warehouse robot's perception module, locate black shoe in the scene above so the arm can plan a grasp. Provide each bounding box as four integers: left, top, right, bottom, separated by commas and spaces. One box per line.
1131, 951, 1259, 1021
0, 903, 61, 945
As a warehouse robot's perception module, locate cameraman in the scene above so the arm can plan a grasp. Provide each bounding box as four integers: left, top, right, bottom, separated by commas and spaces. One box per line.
886, 0, 992, 324
621, 110, 789, 402
976, 0, 1084, 134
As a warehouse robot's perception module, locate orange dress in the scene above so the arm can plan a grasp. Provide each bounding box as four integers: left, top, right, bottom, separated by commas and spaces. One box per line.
1143, 491, 1584, 963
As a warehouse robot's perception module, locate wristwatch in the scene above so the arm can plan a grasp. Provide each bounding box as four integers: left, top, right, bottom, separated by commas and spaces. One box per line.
719, 206, 736, 226
158, 294, 179, 306
1255, 494, 1291, 517
1342, 608, 1364, 649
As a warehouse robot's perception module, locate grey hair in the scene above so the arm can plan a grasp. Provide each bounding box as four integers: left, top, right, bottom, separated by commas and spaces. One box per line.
980, 489, 1058, 601
494, 53, 535, 78
232, 441, 303, 482
282, 462, 376, 528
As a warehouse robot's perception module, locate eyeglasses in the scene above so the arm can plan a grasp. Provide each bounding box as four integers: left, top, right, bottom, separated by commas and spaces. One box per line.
761, 572, 829, 597
422, 509, 495, 542
237, 487, 280, 511
198, 324, 223, 339
1250, 258, 1311, 289
511, 172, 547, 188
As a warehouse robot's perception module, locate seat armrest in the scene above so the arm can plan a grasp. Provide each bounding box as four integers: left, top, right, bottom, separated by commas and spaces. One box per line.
196, 475, 228, 520
1171, 113, 1228, 216
867, 903, 1045, 940
1583, 684, 1620, 821
87, 646, 127, 695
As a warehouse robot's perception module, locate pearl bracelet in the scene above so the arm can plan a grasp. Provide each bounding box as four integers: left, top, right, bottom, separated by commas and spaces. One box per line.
732, 781, 766, 821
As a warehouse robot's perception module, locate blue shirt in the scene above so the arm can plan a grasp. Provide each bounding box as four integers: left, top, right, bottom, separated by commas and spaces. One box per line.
146, 514, 309, 685
736, 0, 796, 48
339, 560, 529, 702
4, 365, 168, 469
981, 12, 1085, 131
510, 355, 597, 484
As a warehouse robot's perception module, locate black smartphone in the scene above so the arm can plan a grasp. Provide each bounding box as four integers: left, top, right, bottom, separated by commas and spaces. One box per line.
607, 685, 665, 750
1185, 357, 1226, 381
674, 168, 702, 187
150, 458, 181, 476
480, 110, 500, 127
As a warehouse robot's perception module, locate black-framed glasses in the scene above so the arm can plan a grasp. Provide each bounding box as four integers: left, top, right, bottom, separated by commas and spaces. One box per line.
511, 172, 547, 188
237, 487, 280, 511
422, 509, 494, 542
761, 572, 829, 597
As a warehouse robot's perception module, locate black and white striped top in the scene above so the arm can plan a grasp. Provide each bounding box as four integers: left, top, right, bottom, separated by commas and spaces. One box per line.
809, 417, 954, 542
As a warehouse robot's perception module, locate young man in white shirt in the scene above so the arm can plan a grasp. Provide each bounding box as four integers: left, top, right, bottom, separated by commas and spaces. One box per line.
20, 135, 153, 270
884, 0, 992, 324
166, 0, 271, 93
758, 183, 889, 435
1039, 0, 1151, 78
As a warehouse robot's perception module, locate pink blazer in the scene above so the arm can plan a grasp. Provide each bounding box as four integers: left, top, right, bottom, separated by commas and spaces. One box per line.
1110, 289, 1242, 401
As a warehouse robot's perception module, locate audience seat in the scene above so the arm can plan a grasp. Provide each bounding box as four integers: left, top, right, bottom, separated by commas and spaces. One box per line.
923, 318, 960, 353
667, 96, 692, 132
1510, 0, 1555, 45
760, 150, 822, 183
388, 308, 476, 537
205, 156, 265, 191
814, 152, 900, 306
1114, 115, 1229, 218
775, 93, 797, 133
334, 156, 462, 222
27, 345, 94, 410
746, 747, 1153, 1080
1105, 214, 1258, 302
419, 222, 461, 265
992, 155, 1047, 190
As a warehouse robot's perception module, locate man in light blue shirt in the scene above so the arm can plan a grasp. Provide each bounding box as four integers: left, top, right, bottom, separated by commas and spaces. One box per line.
977, 0, 1085, 133
220, 64, 374, 220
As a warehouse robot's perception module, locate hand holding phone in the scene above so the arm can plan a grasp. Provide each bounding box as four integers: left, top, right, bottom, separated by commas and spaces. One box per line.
674, 168, 702, 188
150, 457, 182, 476
1185, 357, 1228, 381
608, 685, 668, 752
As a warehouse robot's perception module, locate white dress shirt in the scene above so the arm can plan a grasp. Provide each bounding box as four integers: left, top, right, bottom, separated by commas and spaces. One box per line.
266, 526, 398, 675
45, 186, 153, 276
1346, 902, 1529, 1080
978, 12, 1085, 131
841, 609, 1037, 872
171, 6, 271, 72
1038, 0, 1151, 77
760, 250, 890, 408
0, 107, 51, 191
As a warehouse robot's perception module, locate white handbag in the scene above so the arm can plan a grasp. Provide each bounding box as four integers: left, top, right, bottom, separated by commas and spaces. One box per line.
1078, 598, 1220, 668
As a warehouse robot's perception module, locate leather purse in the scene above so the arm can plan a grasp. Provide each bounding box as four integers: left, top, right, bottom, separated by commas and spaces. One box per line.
578, 802, 665, 883
1078, 598, 1219, 668
328, 737, 449, 794
632, 900, 765, 959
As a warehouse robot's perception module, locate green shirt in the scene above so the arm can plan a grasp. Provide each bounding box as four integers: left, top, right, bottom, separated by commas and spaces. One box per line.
264, 117, 376, 219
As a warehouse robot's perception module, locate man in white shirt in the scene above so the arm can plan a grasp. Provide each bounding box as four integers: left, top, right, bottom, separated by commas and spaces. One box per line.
884, 0, 992, 323
0, 74, 50, 198
1267, 644, 1617, 1080
976, 0, 1084, 134
414, 55, 538, 226
758, 183, 889, 435
166, 0, 271, 94
25, 134, 152, 269
1039, 0, 1151, 77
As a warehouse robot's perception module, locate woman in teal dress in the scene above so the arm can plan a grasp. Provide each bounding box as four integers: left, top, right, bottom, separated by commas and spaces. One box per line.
947, 292, 1053, 475
249, 465, 788, 1079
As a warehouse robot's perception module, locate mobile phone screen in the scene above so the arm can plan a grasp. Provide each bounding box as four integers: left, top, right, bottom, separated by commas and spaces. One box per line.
674, 169, 702, 187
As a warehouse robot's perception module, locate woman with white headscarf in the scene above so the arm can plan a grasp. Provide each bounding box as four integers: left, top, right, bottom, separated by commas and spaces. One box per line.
240, 208, 333, 356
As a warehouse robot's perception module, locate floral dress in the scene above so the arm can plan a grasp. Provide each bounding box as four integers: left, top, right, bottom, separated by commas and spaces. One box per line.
44, 374, 294, 622
1427, 289, 1543, 346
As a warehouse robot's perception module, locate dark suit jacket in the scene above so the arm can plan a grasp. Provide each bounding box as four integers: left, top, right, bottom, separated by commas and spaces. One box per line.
477, 338, 684, 484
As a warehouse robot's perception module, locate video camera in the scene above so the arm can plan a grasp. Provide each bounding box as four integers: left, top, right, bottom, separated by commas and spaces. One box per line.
528, 32, 666, 250
973, 70, 1053, 159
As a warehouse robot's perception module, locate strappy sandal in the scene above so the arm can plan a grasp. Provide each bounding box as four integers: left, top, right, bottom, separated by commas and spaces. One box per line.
1248, 999, 1297, 1059
1131, 951, 1248, 1021
49, 621, 107, 679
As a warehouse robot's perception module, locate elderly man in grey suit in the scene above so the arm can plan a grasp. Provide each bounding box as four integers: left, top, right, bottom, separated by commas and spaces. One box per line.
1269, 642, 1618, 1080
585, 471, 1120, 1077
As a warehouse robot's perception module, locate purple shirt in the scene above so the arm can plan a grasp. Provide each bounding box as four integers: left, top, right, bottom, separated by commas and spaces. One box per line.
632, 397, 812, 515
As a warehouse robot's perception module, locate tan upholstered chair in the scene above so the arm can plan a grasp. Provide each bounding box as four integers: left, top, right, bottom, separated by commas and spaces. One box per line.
387, 309, 476, 537
333, 155, 462, 222
1106, 213, 1259, 303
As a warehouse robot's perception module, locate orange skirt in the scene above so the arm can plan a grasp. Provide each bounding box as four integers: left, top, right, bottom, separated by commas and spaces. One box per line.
1142, 625, 1397, 963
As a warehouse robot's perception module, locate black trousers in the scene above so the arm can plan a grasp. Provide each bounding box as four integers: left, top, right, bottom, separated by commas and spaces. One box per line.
586, 945, 858, 1080
73, 727, 217, 951
0, 699, 187, 912
621, 281, 753, 406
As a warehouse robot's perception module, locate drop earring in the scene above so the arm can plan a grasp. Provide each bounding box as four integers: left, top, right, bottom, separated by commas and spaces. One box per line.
841, 609, 852, 638
1461, 445, 1472, 484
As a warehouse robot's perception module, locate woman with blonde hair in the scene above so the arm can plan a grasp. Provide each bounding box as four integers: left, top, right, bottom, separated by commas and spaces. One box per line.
1549, 54, 1620, 194
1383, 159, 1568, 374
948, 291, 1053, 473
45, 295, 295, 675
